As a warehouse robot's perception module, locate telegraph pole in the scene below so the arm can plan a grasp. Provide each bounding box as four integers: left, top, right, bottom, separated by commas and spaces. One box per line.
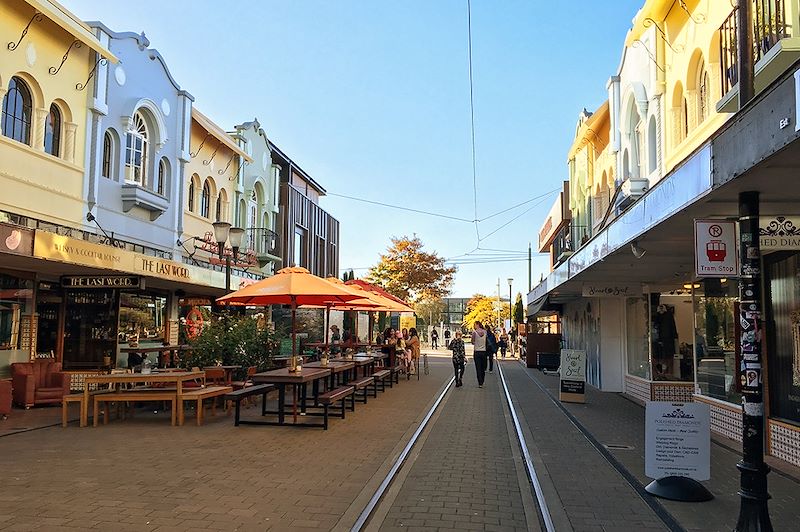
528, 242, 532, 292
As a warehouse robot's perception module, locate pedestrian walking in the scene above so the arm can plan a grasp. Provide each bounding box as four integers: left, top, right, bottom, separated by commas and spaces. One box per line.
499, 328, 509, 358
486, 325, 498, 372
407, 327, 420, 376
449, 330, 466, 387
431, 327, 439, 350
471, 321, 488, 387
444, 328, 451, 348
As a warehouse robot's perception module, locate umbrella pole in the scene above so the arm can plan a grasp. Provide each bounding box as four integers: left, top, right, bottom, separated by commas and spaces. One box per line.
291, 298, 297, 423
325, 306, 331, 345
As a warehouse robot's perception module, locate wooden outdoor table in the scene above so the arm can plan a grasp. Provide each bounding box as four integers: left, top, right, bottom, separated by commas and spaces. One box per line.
80, 371, 204, 427
305, 360, 356, 388
331, 356, 373, 378
120, 344, 189, 368
203, 365, 241, 385
251, 367, 332, 426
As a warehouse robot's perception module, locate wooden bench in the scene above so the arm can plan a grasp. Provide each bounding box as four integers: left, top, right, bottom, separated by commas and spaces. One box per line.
179, 385, 232, 426
373, 369, 392, 392
318, 386, 355, 430
62, 390, 114, 427
226, 384, 275, 426
93, 390, 177, 427
350, 376, 375, 403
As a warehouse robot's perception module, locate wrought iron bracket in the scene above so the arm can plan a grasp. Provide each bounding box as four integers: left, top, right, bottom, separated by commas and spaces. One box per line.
632, 39, 665, 72
50, 40, 82, 75
643, 18, 684, 53
202, 142, 220, 166
190, 132, 212, 158
678, 0, 705, 23
218, 154, 237, 178
8, 12, 42, 51
76, 57, 107, 91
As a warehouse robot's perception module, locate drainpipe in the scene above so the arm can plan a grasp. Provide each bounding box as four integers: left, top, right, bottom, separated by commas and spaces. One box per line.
737, 0, 755, 107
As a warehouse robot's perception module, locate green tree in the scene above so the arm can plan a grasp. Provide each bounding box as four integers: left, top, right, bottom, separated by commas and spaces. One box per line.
513, 293, 525, 327
183, 313, 279, 371
414, 297, 445, 329
367, 235, 455, 303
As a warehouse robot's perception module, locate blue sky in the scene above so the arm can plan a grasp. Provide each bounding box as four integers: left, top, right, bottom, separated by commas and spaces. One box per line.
63, 0, 643, 298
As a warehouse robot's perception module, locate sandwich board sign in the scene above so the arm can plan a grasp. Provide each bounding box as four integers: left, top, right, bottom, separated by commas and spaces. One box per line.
645, 401, 710, 481
559, 349, 586, 403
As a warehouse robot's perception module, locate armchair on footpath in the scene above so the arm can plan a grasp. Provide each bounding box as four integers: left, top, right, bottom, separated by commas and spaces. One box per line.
11, 359, 70, 409
0, 380, 11, 419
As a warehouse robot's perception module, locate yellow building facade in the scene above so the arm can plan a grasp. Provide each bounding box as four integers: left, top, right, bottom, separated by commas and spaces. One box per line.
0, 0, 116, 229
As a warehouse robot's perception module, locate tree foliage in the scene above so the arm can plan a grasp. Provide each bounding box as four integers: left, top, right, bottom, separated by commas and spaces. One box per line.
414, 297, 446, 327
183, 313, 280, 371
514, 293, 525, 327
462, 294, 511, 331
367, 235, 455, 303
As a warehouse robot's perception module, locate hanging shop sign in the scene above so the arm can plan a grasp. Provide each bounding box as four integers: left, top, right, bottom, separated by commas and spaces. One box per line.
694, 219, 738, 278
581, 283, 641, 297
559, 349, 586, 403
34, 231, 125, 269
0, 222, 34, 256
645, 401, 710, 481
134, 256, 191, 281
61, 275, 144, 289
759, 216, 800, 250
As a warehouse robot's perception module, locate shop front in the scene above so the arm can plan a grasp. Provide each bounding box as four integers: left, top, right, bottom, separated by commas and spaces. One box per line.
0, 229, 253, 384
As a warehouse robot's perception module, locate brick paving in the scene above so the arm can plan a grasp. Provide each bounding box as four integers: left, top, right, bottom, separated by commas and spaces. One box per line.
501, 361, 668, 532
509, 361, 800, 532
0, 357, 453, 531
379, 357, 532, 532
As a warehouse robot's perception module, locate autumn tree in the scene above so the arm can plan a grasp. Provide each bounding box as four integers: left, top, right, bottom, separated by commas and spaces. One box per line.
462, 294, 511, 331
367, 236, 455, 303
414, 297, 446, 329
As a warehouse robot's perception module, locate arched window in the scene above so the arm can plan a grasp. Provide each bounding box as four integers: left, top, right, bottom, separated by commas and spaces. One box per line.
216, 193, 223, 222
102, 131, 113, 179
200, 179, 211, 218
215, 190, 228, 222
682, 98, 689, 139
125, 112, 148, 186
647, 116, 657, 174
44, 104, 61, 156
1, 76, 33, 144
156, 158, 167, 195
698, 68, 709, 124
238, 198, 247, 228
188, 176, 197, 212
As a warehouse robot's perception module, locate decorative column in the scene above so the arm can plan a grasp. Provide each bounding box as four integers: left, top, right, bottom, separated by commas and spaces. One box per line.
735, 191, 773, 531
64, 122, 77, 164
33, 107, 48, 150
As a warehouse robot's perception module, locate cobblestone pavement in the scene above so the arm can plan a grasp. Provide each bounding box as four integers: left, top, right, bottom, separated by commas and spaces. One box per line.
378, 357, 533, 532
515, 362, 800, 532
0, 357, 452, 531
501, 361, 668, 532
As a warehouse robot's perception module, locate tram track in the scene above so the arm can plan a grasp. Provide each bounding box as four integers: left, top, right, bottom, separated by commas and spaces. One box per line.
350, 358, 555, 532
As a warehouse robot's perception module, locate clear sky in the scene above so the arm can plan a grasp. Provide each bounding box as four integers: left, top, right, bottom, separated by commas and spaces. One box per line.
63, 0, 643, 299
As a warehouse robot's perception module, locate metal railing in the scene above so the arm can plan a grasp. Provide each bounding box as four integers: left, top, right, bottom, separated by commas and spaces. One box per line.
720, 0, 790, 96
552, 225, 573, 265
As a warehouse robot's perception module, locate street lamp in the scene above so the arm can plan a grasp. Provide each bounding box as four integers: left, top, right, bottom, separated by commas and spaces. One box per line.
212, 221, 245, 293
507, 278, 513, 330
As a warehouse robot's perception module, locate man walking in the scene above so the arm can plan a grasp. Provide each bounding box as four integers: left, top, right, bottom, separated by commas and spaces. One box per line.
471, 321, 488, 387
431, 327, 438, 350
449, 331, 466, 387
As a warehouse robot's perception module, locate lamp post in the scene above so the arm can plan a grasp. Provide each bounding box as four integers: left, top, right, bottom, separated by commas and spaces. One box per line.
507, 278, 513, 331
212, 221, 245, 294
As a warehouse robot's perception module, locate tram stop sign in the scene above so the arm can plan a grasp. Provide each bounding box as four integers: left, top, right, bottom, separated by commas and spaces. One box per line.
694, 219, 738, 278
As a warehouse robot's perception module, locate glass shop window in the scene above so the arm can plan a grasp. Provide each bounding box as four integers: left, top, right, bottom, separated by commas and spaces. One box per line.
766, 252, 800, 425
626, 296, 650, 379
0, 274, 33, 351
118, 293, 167, 347
694, 279, 740, 404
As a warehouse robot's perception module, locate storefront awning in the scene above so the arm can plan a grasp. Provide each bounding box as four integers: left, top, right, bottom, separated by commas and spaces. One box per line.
527, 296, 549, 317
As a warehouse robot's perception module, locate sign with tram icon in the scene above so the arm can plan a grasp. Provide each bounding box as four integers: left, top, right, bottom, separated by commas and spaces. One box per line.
694, 219, 738, 278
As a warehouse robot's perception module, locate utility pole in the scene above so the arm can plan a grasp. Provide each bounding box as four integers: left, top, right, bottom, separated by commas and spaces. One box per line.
735, 191, 772, 531
528, 242, 532, 292
496, 278, 501, 328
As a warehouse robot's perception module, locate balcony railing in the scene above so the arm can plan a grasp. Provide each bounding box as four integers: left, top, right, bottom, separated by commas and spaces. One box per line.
552, 225, 573, 265
720, 0, 790, 96
246, 228, 280, 258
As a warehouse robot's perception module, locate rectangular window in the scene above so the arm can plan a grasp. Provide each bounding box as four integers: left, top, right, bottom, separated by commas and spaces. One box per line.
766, 252, 800, 425
694, 279, 740, 404
626, 296, 650, 379
293, 227, 307, 268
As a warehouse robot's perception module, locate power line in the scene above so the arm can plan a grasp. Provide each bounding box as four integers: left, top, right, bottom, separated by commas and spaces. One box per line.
479, 193, 554, 242
326, 192, 473, 222
477, 188, 560, 222
466, 0, 480, 244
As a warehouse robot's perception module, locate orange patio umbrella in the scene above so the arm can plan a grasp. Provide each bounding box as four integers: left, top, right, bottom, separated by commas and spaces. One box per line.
216, 266, 361, 368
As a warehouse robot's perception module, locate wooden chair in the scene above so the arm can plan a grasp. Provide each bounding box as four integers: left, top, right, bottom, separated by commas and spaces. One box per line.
204, 367, 226, 386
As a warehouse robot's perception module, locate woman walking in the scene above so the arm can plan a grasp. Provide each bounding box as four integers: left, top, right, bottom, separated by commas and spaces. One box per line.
449, 330, 466, 387
407, 328, 420, 376
471, 321, 488, 387
486, 325, 498, 373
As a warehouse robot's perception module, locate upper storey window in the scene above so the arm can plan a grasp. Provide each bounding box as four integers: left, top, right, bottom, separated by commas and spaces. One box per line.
125, 112, 149, 186
1, 77, 32, 145
44, 104, 62, 156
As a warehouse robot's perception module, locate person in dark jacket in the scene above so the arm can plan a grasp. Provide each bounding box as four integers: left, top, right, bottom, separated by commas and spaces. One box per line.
449, 331, 466, 387
486, 325, 498, 372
